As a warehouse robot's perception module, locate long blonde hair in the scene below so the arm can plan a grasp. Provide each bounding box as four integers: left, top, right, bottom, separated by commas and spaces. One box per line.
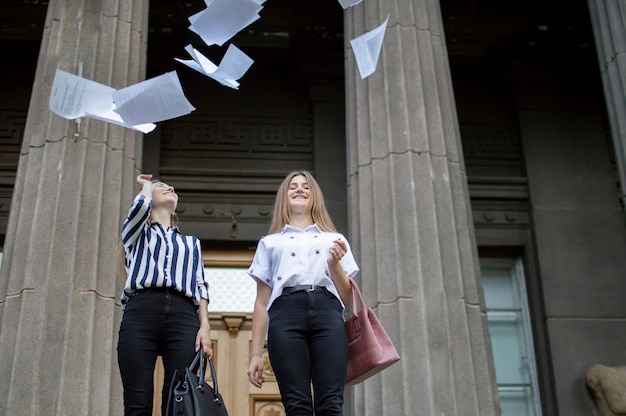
268, 171, 336, 234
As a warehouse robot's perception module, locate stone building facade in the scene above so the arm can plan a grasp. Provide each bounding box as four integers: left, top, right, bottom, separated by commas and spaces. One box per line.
0, 0, 625, 415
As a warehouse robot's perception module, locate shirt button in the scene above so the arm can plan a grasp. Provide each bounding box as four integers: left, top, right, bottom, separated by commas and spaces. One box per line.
277, 276, 282, 281
266, 279, 270, 283
315, 250, 320, 254
290, 236, 295, 239
325, 271, 329, 276
291, 252, 295, 257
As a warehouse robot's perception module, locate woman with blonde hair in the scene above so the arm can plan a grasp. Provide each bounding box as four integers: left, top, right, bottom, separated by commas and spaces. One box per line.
117, 173, 212, 416
246, 170, 359, 415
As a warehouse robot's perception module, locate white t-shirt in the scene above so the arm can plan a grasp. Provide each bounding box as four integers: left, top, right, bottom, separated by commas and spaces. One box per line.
247, 224, 360, 310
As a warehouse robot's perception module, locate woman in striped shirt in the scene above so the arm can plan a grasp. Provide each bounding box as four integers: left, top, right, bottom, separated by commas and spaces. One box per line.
117, 173, 212, 416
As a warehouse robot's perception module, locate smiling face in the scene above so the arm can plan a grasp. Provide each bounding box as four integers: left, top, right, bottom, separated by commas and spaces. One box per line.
152, 181, 178, 210
268, 170, 337, 234
287, 174, 311, 213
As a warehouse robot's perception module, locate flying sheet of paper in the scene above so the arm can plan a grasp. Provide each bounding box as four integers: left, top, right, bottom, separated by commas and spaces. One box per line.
350, 15, 390, 79
189, 0, 263, 8
85, 107, 156, 134
112, 71, 195, 126
49, 69, 195, 132
338, 0, 363, 9
49, 69, 156, 133
49, 69, 116, 120
176, 44, 254, 89
189, 0, 263, 47
196, 0, 264, 4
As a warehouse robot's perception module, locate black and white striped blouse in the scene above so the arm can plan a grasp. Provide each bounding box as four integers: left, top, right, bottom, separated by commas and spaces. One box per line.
120, 195, 209, 306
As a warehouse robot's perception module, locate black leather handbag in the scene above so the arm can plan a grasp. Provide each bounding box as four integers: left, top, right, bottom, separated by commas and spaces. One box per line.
165, 351, 228, 416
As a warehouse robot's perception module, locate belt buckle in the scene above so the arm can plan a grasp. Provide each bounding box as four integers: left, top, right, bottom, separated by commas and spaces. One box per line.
306, 285, 315, 292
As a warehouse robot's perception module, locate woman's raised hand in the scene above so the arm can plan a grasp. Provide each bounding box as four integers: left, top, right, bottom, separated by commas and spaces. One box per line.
136, 173, 153, 189
328, 239, 347, 266
137, 173, 152, 194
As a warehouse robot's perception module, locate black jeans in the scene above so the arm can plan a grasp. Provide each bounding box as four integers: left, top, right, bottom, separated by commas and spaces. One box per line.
117, 288, 199, 416
268, 287, 349, 416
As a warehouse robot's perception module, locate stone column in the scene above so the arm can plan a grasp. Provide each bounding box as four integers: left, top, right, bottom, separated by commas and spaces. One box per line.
0, 1, 148, 414
587, 0, 626, 210
343, 1, 499, 415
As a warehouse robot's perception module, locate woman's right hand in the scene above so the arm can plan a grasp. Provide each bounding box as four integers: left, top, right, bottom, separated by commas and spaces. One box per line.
136, 173, 153, 190
247, 355, 266, 388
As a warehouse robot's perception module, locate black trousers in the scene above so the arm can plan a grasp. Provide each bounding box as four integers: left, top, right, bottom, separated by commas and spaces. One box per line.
268, 287, 349, 416
117, 288, 199, 416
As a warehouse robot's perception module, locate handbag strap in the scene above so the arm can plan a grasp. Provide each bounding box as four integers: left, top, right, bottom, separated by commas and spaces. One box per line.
189, 349, 202, 371
188, 350, 205, 387
189, 348, 221, 398
349, 277, 367, 313
208, 358, 220, 397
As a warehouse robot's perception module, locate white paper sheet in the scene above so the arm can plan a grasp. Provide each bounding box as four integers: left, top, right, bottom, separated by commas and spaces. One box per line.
112, 71, 195, 126
85, 107, 156, 134
350, 15, 390, 79
48, 69, 195, 133
176, 44, 254, 89
189, 0, 263, 47
49, 69, 116, 119
338, 0, 363, 9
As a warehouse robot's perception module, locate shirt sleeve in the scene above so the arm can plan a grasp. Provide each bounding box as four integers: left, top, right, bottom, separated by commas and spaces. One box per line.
121, 195, 152, 248
339, 234, 360, 278
194, 238, 210, 301
247, 237, 272, 286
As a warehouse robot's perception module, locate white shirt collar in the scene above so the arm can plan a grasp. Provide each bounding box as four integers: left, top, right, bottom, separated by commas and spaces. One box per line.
280, 223, 321, 234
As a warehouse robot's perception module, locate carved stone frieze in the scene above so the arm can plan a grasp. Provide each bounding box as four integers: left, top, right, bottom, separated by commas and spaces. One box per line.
0, 110, 27, 169
460, 123, 522, 177
161, 115, 313, 156
468, 175, 529, 230
472, 209, 529, 228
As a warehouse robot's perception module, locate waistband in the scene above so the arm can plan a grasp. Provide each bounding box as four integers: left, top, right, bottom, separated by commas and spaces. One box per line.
132, 286, 179, 295
130, 287, 197, 308
282, 285, 327, 295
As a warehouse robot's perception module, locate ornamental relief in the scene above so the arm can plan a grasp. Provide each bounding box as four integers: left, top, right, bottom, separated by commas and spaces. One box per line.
254, 400, 285, 416
161, 115, 314, 155
0, 110, 27, 167
460, 123, 522, 177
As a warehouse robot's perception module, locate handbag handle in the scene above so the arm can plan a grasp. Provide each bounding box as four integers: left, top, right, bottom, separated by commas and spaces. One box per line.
348, 277, 367, 314
208, 358, 221, 399
188, 349, 221, 399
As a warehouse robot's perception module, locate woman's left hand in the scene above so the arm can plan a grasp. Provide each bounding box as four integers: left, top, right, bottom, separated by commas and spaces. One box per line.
328, 239, 347, 266
195, 323, 213, 359
327, 238, 353, 307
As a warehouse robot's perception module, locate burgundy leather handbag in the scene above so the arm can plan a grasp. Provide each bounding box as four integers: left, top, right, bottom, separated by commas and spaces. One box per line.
344, 278, 400, 386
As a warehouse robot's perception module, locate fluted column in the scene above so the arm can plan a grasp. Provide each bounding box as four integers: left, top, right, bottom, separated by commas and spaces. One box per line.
0, 1, 148, 414
344, 1, 499, 415
587, 0, 626, 210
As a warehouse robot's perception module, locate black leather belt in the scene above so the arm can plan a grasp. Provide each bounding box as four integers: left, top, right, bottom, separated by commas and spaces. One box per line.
282, 285, 326, 295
